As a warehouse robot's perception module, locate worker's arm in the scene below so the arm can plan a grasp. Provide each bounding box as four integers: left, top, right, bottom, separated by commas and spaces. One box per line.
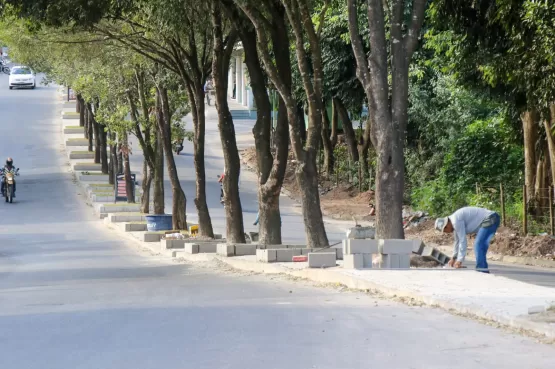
455, 222, 468, 262
452, 232, 459, 260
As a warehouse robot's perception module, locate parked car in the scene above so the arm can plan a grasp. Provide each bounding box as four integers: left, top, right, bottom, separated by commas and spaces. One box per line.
8, 66, 35, 89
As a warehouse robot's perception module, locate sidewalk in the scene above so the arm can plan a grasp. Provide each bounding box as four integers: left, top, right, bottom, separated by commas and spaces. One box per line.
57, 93, 555, 340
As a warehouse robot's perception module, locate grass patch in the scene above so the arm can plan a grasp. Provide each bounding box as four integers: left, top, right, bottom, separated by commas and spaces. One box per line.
88, 183, 113, 187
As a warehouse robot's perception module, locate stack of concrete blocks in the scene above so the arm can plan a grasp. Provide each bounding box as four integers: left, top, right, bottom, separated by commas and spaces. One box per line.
216, 243, 257, 257
342, 239, 414, 269
342, 239, 378, 269
255, 244, 343, 263
376, 239, 412, 269
184, 241, 218, 254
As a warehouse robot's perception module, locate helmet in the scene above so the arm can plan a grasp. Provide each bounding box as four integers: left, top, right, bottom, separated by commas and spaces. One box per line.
6, 157, 13, 166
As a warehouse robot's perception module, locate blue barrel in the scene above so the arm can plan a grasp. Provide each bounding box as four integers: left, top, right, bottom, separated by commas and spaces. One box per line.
145, 214, 173, 232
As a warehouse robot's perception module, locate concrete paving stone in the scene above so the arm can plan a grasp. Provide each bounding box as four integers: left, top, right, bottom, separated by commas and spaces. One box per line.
399, 254, 410, 269
184, 243, 199, 254
256, 249, 277, 263
217, 243, 235, 257
143, 232, 162, 242
198, 243, 217, 253
66, 139, 88, 146
79, 174, 109, 182
121, 223, 147, 232
344, 239, 379, 255
275, 249, 295, 262
308, 252, 336, 268
379, 239, 413, 255
64, 127, 84, 134
160, 239, 185, 251
69, 152, 94, 160
104, 213, 145, 223
74, 163, 101, 171
96, 204, 141, 213
234, 244, 257, 256
411, 239, 425, 254
343, 254, 364, 269
378, 254, 402, 269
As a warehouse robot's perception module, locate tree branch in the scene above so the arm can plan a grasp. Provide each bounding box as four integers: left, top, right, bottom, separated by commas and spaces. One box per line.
404, 0, 426, 61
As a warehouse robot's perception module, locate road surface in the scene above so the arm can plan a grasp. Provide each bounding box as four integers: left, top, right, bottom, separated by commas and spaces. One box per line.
0, 75, 554, 369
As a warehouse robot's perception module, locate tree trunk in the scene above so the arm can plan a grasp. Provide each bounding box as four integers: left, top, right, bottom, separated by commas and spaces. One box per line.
189, 86, 214, 237
545, 104, 555, 188
87, 104, 94, 152
153, 129, 165, 214
83, 103, 89, 139
92, 116, 101, 164
236, 12, 287, 245
99, 124, 109, 174
77, 94, 85, 127
330, 99, 339, 148
121, 132, 135, 204
321, 104, 334, 176
212, 4, 245, 243
522, 109, 538, 207
117, 143, 123, 174
141, 159, 151, 214
346, 0, 426, 239
109, 132, 117, 185
335, 98, 359, 163
156, 86, 187, 230
296, 103, 307, 146
238, 0, 329, 247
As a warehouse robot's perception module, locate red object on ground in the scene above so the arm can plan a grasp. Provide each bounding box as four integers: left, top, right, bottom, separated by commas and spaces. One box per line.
292, 255, 308, 262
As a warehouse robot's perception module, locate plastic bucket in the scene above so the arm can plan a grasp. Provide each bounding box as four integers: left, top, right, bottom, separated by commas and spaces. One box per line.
145, 214, 173, 232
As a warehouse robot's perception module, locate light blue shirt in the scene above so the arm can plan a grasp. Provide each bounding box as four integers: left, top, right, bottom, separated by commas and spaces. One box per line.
449, 207, 494, 261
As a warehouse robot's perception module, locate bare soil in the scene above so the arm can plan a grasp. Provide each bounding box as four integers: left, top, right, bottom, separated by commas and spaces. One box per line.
241, 146, 374, 222
241, 147, 555, 259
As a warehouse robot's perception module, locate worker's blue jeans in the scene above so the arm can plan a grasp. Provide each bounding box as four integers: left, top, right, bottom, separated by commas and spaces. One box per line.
474, 213, 500, 273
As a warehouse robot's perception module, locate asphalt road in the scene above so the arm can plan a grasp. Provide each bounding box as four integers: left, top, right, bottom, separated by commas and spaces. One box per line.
1, 75, 555, 368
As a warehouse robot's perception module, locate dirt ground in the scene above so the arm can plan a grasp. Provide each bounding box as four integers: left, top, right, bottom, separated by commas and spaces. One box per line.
241, 147, 555, 259
241, 147, 375, 222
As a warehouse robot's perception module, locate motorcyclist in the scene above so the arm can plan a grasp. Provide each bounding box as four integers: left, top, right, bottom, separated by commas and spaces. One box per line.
1, 157, 17, 197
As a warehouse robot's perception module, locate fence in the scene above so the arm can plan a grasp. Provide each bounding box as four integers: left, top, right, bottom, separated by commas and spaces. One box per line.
476, 184, 555, 235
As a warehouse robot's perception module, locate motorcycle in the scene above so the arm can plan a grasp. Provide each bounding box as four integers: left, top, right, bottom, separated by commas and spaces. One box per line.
1, 58, 10, 74
2, 168, 19, 203
173, 140, 184, 155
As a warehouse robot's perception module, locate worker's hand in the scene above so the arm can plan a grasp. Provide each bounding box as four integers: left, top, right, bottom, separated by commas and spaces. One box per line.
447, 258, 456, 267
454, 261, 463, 268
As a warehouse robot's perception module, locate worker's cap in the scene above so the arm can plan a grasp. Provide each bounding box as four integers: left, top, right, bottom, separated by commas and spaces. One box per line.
434, 217, 449, 232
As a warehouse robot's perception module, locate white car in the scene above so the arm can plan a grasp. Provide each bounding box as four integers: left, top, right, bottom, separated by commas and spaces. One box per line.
9, 66, 36, 89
